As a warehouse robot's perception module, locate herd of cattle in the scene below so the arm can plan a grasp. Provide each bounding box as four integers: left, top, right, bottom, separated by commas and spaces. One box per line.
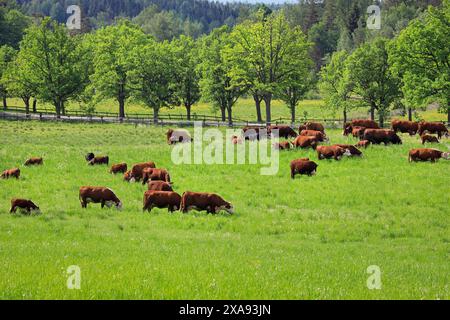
1, 119, 449, 214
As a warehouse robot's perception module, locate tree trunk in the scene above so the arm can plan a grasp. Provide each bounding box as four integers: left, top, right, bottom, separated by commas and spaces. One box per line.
290, 104, 296, 124
32, 98, 37, 113
379, 113, 384, 128
2, 96, 7, 110
343, 108, 348, 124
253, 94, 263, 123
227, 104, 233, 126
23, 97, 30, 114
220, 107, 226, 122
153, 107, 159, 124
55, 100, 61, 118
118, 96, 125, 119
370, 103, 375, 121
264, 94, 272, 125
61, 101, 65, 115
186, 104, 191, 121
447, 106, 450, 126
408, 107, 413, 122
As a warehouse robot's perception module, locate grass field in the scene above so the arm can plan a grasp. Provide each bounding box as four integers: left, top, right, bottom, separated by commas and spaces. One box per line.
6, 97, 448, 122
0, 120, 449, 299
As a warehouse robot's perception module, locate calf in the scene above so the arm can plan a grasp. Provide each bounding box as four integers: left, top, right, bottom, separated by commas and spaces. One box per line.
142, 168, 171, 185
180, 192, 234, 214
421, 134, 439, 145
1, 168, 20, 179
300, 130, 328, 142
24, 157, 43, 166
79, 187, 122, 209
89, 156, 109, 166
290, 159, 318, 179
143, 191, 181, 213
125, 162, 157, 182
148, 181, 173, 192
356, 140, 370, 149
293, 136, 319, 149
110, 163, 128, 174
409, 149, 450, 162
317, 146, 351, 160
334, 144, 363, 157
167, 129, 192, 145
273, 141, 292, 150
10, 199, 41, 215
231, 135, 243, 145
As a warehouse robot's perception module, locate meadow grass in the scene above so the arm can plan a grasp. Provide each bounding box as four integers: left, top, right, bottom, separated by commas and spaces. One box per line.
0, 120, 449, 300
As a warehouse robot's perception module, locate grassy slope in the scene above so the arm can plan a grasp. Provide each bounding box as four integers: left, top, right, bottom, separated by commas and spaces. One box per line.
0, 120, 449, 299
6, 97, 448, 122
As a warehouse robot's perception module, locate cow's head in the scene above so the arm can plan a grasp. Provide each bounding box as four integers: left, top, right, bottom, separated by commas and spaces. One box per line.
343, 124, 352, 136
222, 203, 234, 214
392, 134, 402, 145
343, 149, 353, 157
116, 201, 123, 211
85, 153, 95, 162
442, 152, 450, 160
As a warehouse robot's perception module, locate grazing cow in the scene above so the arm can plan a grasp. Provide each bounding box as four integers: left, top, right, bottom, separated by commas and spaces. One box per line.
142, 168, 171, 185
85, 153, 95, 162
10, 199, 40, 214
293, 136, 319, 149
1, 168, 20, 179
273, 141, 292, 150
409, 148, 450, 162
242, 127, 268, 141
363, 129, 402, 145
418, 122, 449, 139
356, 140, 370, 149
421, 134, 439, 145
316, 146, 351, 160
125, 162, 157, 182
269, 125, 298, 139
334, 144, 363, 157
352, 127, 366, 139
167, 129, 192, 145
299, 122, 325, 134
300, 130, 328, 142
89, 156, 109, 166
148, 181, 173, 192
143, 191, 181, 213
180, 192, 234, 214
123, 170, 133, 182
24, 157, 43, 166
290, 159, 318, 179
79, 187, 122, 209
110, 163, 128, 174
231, 135, 243, 145
391, 120, 419, 136
344, 120, 379, 136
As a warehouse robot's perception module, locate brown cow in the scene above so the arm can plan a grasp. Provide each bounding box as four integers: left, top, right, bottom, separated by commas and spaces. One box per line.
409, 149, 450, 162
290, 159, 318, 179
293, 136, 319, 149
300, 130, 328, 142
10, 199, 41, 214
242, 127, 268, 141
364, 129, 402, 145
89, 156, 109, 166
299, 122, 325, 133
1, 168, 20, 179
344, 120, 379, 136
421, 134, 439, 145
273, 141, 292, 150
110, 163, 128, 174
334, 144, 363, 157
143, 191, 181, 213
317, 146, 351, 160
24, 157, 43, 166
125, 162, 157, 182
79, 187, 122, 209
391, 120, 419, 136
352, 127, 366, 139
180, 192, 234, 214
167, 129, 192, 145
231, 135, 243, 145
269, 125, 298, 139
142, 168, 171, 185
148, 181, 173, 192
418, 122, 449, 139
123, 170, 132, 182
356, 140, 370, 149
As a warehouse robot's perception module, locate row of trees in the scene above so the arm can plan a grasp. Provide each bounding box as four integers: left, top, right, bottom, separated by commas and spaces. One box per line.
319, 0, 450, 125
0, 9, 314, 124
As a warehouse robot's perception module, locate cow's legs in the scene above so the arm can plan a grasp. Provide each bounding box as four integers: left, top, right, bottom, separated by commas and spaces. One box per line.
80, 198, 87, 208
101, 200, 105, 208
10, 205, 16, 213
